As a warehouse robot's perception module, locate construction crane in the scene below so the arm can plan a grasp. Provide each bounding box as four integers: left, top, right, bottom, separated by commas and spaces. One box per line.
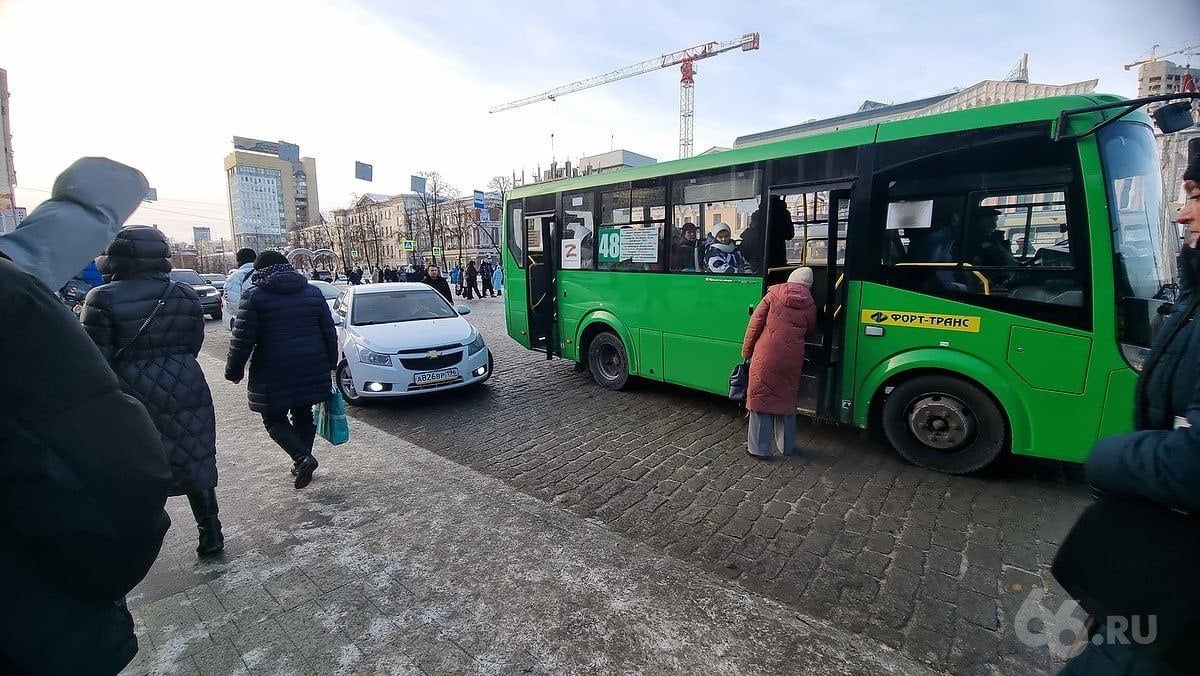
489, 33, 761, 159
1124, 43, 1200, 70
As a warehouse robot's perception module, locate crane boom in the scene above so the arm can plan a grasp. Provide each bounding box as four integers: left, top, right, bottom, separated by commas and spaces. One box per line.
489, 33, 760, 113
1125, 43, 1200, 70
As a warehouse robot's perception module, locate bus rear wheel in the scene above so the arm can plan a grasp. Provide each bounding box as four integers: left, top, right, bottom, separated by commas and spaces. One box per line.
882, 375, 1006, 474
588, 331, 630, 391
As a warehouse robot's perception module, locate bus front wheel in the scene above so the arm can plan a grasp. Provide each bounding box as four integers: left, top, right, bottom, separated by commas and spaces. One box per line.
881, 375, 1006, 474
588, 332, 630, 391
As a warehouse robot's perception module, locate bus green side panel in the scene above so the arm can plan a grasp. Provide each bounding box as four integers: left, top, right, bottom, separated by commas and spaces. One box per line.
1007, 326, 1091, 394
851, 281, 1106, 461
638, 329, 664, 381
557, 271, 760, 396
1098, 368, 1137, 438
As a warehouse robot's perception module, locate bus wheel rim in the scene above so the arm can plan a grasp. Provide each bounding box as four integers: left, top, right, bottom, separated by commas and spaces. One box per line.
906, 392, 974, 452
598, 344, 623, 380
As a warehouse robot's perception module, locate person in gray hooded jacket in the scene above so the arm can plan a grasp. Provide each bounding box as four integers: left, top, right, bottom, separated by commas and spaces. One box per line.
0, 158, 172, 674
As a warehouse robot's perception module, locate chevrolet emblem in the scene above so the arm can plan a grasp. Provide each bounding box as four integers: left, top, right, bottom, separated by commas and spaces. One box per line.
425, 350, 441, 359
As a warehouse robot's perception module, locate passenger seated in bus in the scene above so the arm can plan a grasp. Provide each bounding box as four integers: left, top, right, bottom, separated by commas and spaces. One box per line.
966, 207, 1017, 287
706, 223, 750, 274
671, 222, 701, 271
904, 208, 967, 293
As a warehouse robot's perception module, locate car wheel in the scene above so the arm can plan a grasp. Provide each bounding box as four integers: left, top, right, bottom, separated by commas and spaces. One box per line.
587, 331, 630, 391
881, 374, 1006, 474
337, 362, 366, 407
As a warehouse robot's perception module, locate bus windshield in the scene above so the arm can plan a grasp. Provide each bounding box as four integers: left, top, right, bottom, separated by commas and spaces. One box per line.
1098, 122, 1177, 347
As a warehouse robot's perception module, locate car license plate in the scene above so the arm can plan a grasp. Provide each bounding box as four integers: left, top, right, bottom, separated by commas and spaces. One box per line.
413, 368, 457, 385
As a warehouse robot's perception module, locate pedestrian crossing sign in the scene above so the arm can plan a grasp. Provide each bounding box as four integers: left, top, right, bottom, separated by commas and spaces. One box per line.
432, 246, 442, 255
403, 240, 415, 251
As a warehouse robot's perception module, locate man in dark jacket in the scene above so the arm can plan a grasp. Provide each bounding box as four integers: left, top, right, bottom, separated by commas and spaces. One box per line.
423, 264, 453, 303
82, 226, 223, 557
464, 260, 482, 299
0, 158, 172, 674
226, 251, 339, 489
480, 259, 496, 297
1059, 155, 1200, 673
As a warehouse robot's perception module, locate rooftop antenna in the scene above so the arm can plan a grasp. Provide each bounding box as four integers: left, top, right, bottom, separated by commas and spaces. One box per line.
550, 132, 556, 163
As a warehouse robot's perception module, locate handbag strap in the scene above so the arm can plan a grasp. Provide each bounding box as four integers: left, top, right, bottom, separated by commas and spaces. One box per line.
113, 281, 177, 361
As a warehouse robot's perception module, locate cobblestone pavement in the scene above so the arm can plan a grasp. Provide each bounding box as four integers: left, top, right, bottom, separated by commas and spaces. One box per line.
124, 353, 931, 675
198, 293, 1095, 674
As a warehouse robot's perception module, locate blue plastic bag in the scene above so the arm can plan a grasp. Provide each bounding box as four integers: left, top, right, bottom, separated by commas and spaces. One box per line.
314, 388, 350, 445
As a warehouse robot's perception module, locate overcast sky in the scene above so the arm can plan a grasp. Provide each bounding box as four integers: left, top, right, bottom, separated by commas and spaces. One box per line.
2, 0, 1198, 242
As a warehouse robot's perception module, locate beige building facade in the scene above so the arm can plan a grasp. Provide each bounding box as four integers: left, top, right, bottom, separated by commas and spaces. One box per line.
1137, 60, 1200, 98
223, 138, 321, 251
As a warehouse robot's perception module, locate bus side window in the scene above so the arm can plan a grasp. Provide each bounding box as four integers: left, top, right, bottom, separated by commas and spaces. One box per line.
562, 191, 595, 271
507, 204, 524, 268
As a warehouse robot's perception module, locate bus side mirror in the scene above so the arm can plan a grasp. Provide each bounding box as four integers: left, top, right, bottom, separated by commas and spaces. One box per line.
1151, 102, 1196, 134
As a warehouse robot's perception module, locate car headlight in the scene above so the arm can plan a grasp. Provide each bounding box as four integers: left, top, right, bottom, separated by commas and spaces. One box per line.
466, 331, 486, 356
358, 348, 391, 366
203, 288, 218, 297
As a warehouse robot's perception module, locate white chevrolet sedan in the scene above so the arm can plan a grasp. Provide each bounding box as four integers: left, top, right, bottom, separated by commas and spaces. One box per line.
333, 283, 492, 404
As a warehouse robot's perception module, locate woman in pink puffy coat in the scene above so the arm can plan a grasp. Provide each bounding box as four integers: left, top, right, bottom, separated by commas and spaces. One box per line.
741, 266, 818, 457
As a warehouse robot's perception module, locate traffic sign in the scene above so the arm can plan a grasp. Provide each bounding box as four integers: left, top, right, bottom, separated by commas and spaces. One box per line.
473, 190, 485, 209
479, 208, 490, 222
403, 240, 415, 251
432, 246, 442, 256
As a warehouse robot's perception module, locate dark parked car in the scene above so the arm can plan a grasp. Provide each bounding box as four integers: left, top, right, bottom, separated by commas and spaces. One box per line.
170, 268, 222, 320
201, 273, 227, 292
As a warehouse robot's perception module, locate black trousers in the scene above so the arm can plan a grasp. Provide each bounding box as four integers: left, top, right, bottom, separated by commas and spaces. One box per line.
464, 280, 481, 299
262, 405, 317, 462
481, 279, 495, 297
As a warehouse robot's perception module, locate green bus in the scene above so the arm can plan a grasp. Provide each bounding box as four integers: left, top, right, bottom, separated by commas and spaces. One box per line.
502, 93, 1193, 473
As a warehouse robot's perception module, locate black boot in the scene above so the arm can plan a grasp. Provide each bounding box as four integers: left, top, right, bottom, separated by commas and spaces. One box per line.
294, 455, 319, 489
186, 489, 225, 557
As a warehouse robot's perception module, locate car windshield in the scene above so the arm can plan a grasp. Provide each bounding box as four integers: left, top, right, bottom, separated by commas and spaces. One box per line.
202, 274, 225, 283
170, 269, 206, 285
1098, 122, 1178, 347
310, 281, 340, 300
351, 290, 457, 326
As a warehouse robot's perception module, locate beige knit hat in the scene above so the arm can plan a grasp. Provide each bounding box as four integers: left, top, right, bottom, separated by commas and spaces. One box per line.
788, 266, 814, 287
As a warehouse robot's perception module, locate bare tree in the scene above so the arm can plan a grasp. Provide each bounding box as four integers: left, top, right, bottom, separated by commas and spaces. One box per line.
413, 171, 459, 268
487, 175, 513, 207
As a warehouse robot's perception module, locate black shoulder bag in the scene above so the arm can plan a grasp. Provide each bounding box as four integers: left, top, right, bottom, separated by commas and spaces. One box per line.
112, 281, 177, 361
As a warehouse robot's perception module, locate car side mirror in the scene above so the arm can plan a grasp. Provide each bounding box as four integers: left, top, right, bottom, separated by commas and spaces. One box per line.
455, 304, 471, 315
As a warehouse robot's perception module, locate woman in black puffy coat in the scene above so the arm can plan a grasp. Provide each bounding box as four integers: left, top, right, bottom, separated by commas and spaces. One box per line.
225, 251, 338, 489
80, 226, 223, 557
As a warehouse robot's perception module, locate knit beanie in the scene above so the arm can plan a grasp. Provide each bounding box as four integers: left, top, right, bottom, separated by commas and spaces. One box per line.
788, 266, 814, 287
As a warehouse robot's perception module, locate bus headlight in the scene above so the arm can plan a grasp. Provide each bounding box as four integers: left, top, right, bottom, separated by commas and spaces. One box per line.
1119, 343, 1150, 373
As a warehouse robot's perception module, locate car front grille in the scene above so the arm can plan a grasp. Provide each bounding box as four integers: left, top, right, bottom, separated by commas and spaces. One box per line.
399, 351, 464, 371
